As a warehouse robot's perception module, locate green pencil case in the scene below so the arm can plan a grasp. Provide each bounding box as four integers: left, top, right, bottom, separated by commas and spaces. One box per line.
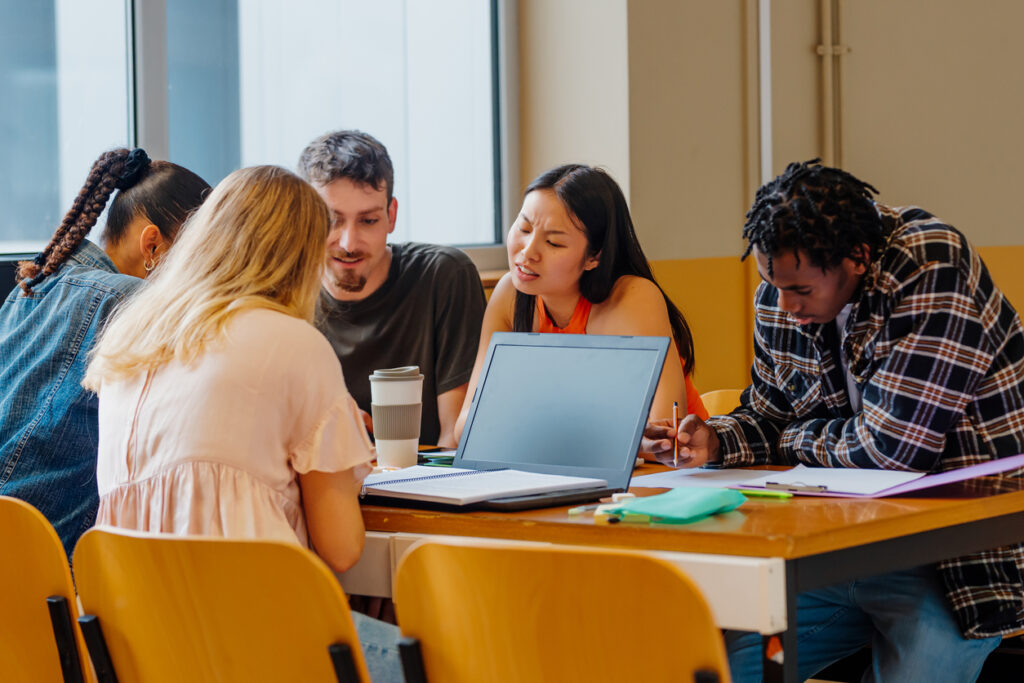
603, 487, 747, 524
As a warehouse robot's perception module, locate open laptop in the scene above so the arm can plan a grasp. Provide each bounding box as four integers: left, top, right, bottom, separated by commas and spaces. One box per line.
362, 332, 669, 511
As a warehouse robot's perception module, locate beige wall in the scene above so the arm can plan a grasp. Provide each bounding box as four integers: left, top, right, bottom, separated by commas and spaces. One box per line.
521, 0, 1024, 251
769, 0, 821, 170
518, 0, 762, 259
517, 0, 630, 199
624, 1, 761, 390
769, 0, 1024, 247
517, 1, 760, 390
838, 1, 1024, 245
627, 0, 757, 261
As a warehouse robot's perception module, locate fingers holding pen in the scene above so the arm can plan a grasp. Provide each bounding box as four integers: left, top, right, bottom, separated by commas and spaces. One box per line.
641, 415, 722, 468
674, 415, 721, 467
640, 419, 675, 455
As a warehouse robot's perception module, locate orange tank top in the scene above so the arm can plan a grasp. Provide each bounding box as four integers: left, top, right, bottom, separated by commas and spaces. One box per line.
535, 296, 709, 419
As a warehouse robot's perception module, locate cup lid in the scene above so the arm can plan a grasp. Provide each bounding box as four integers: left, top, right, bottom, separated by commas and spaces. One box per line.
369, 366, 423, 381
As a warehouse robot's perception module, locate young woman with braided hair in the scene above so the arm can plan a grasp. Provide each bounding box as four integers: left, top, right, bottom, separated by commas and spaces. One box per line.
0, 148, 208, 556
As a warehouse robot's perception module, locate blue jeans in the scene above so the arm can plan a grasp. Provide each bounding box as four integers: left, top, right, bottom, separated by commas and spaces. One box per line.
351, 611, 404, 682
725, 565, 1001, 683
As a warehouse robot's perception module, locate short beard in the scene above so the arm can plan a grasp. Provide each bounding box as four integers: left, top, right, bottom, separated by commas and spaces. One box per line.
331, 271, 367, 293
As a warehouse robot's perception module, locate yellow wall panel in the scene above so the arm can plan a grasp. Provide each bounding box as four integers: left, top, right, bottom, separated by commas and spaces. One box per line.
482, 247, 1022, 403
653, 248, 1024, 401
652, 256, 753, 394
978, 246, 1024, 314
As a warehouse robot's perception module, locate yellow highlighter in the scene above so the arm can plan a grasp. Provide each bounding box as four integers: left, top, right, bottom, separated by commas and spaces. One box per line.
736, 488, 793, 499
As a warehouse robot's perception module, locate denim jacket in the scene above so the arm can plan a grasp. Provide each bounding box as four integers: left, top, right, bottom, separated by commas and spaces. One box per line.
0, 241, 139, 557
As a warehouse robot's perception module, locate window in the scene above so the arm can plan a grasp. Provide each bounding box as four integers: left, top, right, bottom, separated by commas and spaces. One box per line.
0, 0, 130, 253
2, 0, 511, 255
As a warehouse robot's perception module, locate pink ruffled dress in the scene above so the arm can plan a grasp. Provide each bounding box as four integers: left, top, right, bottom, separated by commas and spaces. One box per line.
94, 308, 373, 547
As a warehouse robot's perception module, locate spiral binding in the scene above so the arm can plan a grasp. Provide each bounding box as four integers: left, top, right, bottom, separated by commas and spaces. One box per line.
367, 468, 508, 488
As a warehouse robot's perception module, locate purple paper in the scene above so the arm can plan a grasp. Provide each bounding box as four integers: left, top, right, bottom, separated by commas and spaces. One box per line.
788, 453, 1024, 498
870, 453, 1024, 497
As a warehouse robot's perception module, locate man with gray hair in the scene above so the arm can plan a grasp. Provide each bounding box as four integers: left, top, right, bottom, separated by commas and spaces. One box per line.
298, 130, 485, 447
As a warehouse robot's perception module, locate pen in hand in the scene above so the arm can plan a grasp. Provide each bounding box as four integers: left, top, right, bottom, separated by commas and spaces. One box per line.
672, 401, 679, 467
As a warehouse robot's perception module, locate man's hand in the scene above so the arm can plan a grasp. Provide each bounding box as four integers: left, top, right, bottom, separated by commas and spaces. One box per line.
640, 419, 677, 456
641, 414, 721, 468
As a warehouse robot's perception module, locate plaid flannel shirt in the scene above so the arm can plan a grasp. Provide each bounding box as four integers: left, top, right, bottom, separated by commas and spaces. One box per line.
708, 204, 1024, 638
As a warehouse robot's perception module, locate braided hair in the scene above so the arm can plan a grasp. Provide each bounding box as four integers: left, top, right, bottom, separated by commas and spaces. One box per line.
512, 164, 696, 374
17, 148, 209, 294
741, 159, 890, 276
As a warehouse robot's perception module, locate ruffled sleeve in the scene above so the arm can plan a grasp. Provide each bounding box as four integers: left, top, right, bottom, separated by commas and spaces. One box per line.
291, 393, 374, 474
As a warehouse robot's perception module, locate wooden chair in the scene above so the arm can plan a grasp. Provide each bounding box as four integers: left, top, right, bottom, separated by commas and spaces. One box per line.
0, 495, 93, 683
72, 528, 369, 682
394, 539, 731, 682
699, 389, 744, 416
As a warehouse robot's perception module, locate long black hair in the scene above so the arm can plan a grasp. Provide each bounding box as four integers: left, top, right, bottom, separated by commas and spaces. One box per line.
17, 148, 210, 293
512, 164, 696, 374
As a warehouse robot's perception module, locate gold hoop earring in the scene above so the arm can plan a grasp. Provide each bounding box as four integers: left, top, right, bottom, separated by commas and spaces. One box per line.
144, 258, 156, 272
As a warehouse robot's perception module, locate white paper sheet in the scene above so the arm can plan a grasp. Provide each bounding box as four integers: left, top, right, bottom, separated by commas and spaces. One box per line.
363, 466, 606, 505
630, 454, 1024, 498
630, 468, 767, 489
737, 465, 924, 495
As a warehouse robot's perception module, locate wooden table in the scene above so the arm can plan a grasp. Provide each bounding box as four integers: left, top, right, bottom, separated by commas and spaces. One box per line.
340, 464, 1024, 682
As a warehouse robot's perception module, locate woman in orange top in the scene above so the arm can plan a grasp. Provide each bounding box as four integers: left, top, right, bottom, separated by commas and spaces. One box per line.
455, 164, 706, 446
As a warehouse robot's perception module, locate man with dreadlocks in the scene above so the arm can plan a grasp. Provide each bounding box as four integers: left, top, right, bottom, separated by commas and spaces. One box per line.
645, 160, 1024, 681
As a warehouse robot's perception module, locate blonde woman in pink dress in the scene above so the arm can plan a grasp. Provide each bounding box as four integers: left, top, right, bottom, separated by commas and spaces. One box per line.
84, 165, 402, 681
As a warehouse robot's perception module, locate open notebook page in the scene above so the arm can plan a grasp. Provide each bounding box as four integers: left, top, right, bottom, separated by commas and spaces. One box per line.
362, 466, 607, 506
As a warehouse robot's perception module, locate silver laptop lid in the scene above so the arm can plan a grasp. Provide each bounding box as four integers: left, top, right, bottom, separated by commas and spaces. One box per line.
454, 332, 670, 491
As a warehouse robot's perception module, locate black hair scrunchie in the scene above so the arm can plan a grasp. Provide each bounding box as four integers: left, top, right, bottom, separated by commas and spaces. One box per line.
115, 148, 151, 190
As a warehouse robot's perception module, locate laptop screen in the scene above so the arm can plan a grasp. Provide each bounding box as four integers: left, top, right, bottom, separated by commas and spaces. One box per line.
455, 332, 669, 490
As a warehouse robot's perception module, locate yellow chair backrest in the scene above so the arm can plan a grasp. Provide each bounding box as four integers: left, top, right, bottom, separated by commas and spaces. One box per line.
0, 495, 94, 683
699, 389, 744, 416
73, 528, 369, 683
395, 539, 731, 683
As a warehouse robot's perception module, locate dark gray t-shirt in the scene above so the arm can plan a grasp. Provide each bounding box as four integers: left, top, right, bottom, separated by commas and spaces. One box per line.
316, 242, 486, 445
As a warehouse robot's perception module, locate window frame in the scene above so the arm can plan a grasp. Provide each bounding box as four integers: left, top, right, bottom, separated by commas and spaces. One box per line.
134, 0, 517, 264
2, 0, 517, 267
463, 0, 518, 270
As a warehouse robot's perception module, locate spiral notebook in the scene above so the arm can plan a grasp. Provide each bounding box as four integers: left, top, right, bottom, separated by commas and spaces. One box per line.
360, 332, 669, 510
362, 466, 607, 506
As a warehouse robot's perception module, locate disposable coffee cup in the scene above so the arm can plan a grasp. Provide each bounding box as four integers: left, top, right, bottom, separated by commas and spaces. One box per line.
369, 366, 424, 469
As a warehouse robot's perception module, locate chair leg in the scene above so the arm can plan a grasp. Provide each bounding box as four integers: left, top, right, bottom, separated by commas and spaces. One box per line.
46, 596, 84, 683
399, 637, 428, 683
328, 642, 361, 682
77, 615, 118, 683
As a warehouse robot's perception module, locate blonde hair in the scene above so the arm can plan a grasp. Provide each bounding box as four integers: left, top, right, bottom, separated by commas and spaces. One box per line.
84, 165, 328, 389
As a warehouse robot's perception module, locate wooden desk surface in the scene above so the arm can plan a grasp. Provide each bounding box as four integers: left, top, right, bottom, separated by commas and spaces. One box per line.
361, 463, 1024, 560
